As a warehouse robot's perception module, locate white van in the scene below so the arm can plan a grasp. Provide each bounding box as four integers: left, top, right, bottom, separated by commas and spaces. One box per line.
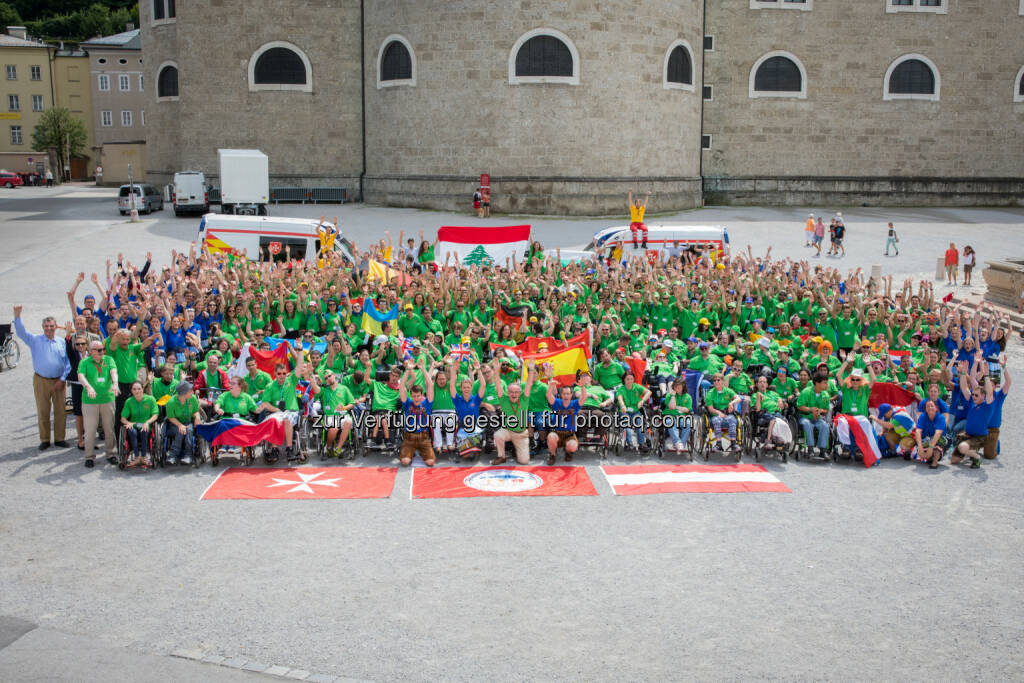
197, 214, 354, 264
585, 224, 730, 262
172, 171, 209, 216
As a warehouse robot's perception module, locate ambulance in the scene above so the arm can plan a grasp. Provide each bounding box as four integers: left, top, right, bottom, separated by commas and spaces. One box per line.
585, 224, 730, 263
197, 214, 354, 264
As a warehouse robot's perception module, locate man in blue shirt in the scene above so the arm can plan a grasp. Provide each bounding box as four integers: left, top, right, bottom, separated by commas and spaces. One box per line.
954, 359, 996, 469
983, 358, 1010, 460
545, 379, 586, 465
14, 305, 72, 450
398, 359, 435, 467
914, 400, 947, 469
451, 362, 486, 460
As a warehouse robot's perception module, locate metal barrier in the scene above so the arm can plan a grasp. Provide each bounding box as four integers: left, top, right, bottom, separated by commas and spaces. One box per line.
271, 187, 308, 204
207, 187, 221, 203
310, 187, 347, 204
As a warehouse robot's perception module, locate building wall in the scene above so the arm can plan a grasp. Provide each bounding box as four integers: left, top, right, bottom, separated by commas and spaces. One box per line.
52, 53, 96, 178
87, 46, 146, 146
0, 43, 52, 164
702, 0, 1024, 204
97, 141, 146, 185
141, 0, 364, 191
363, 0, 704, 214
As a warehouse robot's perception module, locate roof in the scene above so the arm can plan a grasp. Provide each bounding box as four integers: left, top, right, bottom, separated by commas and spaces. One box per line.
80, 29, 140, 50
0, 34, 48, 48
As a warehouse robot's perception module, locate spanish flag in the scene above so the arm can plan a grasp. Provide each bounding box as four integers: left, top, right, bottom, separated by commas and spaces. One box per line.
521, 345, 589, 387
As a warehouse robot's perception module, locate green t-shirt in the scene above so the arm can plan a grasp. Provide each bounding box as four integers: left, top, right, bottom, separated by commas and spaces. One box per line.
121, 394, 158, 424
773, 376, 799, 397
840, 383, 870, 416
528, 380, 549, 412
472, 379, 506, 406
262, 373, 300, 411
152, 377, 176, 403
705, 386, 736, 411
579, 384, 611, 409
432, 382, 455, 411
755, 390, 784, 413
662, 391, 692, 416
797, 386, 831, 412
618, 383, 647, 411
593, 362, 625, 390
245, 369, 273, 396
165, 394, 200, 424
372, 380, 400, 411
319, 383, 356, 416
106, 340, 141, 383
78, 356, 116, 404
727, 372, 753, 395
216, 391, 257, 416
498, 394, 530, 432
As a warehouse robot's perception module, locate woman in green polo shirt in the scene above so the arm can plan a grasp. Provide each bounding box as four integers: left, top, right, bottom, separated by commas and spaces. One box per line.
78, 340, 119, 468
214, 377, 258, 418
120, 380, 159, 467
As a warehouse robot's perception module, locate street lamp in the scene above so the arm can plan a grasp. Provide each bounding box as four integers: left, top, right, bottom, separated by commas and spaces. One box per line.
128, 162, 140, 223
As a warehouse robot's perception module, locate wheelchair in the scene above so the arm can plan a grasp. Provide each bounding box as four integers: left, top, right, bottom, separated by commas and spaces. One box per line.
654, 412, 698, 461
0, 323, 20, 370
206, 410, 259, 467
572, 407, 613, 460
116, 423, 157, 471
609, 404, 657, 459
695, 399, 752, 463
313, 410, 364, 460
157, 420, 207, 468
793, 395, 843, 462
748, 409, 796, 463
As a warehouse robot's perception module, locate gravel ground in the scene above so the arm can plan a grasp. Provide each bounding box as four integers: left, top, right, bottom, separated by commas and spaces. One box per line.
1, 186, 1022, 681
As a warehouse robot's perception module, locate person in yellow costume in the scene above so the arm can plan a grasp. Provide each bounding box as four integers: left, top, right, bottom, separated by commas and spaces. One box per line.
316, 216, 337, 269
627, 188, 650, 250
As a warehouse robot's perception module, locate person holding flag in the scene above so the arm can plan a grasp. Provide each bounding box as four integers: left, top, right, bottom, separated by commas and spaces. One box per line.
545, 369, 586, 465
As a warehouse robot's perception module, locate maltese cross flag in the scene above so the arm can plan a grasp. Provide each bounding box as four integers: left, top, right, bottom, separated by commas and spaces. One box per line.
201, 467, 398, 500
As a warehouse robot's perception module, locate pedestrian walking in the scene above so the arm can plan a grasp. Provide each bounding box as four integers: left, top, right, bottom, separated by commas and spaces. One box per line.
813, 216, 825, 256
833, 217, 846, 257
884, 222, 899, 256
944, 242, 959, 285
962, 246, 976, 286
804, 213, 815, 247
45, 169, 53, 187
13, 306, 72, 450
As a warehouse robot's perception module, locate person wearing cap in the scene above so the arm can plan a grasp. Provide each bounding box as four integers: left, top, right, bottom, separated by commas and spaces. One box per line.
688, 342, 723, 387
398, 303, 428, 339
776, 346, 800, 376
837, 359, 874, 418
649, 350, 676, 397
797, 372, 832, 456
164, 380, 201, 466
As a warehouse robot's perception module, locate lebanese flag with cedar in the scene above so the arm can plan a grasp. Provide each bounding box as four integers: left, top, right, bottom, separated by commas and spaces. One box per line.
201, 467, 398, 500
601, 464, 791, 495
436, 225, 531, 265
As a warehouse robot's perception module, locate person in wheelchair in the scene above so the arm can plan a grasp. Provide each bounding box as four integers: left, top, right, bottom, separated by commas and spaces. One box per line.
120, 380, 159, 468
214, 376, 258, 419
574, 370, 614, 444
616, 371, 651, 451
258, 343, 305, 462
751, 374, 789, 451
662, 377, 693, 453
705, 373, 741, 453
309, 370, 361, 458
796, 372, 832, 456
193, 351, 229, 412
164, 380, 201, 466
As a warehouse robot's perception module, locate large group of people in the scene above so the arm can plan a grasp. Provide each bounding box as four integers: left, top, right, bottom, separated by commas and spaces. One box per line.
12, 218, 1015, 472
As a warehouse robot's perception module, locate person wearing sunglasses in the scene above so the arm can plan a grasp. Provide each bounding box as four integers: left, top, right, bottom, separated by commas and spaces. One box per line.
77, 341, 119, 468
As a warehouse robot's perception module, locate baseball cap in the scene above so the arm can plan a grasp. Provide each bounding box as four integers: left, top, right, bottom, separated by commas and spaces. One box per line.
860, 339, 872, 348
698, 341, 710, 349
687, 336, 699, 343
758, 337, 771, 349
373, 335, 388, 346
404, 303, 414, 310
850, 368, 864, 379
877, 403, 892, 417
663, 339, 674, 348
699, 317, 710, 325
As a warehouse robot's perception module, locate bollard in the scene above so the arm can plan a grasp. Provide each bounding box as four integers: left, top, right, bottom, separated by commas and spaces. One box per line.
935, 257, 944, 281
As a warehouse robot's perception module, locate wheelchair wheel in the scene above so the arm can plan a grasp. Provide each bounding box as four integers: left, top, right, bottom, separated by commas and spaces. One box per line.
209, 445, 219, 467
117, 427, 128, 470
261, 442, 279, 465
154, 427, 165, 468
193, 437, 207, 467
740, 416, 754, 456
2, 338, 20, 370
243, 447, 255, 466
613, 429, 622, 458
754, 442, 764, 462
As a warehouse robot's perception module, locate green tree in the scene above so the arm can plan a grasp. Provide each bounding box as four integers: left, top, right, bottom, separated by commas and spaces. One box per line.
463, 245, 494, 267
31, 108, 88, 183
0, 2, 22, 27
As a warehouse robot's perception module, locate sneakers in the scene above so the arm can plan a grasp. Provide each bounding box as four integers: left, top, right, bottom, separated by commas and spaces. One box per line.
166, 456, 179, 466
641, 242, 648, 249
84, 458, 94, 468
181, 455, 192, 466
970, 457, 981, 469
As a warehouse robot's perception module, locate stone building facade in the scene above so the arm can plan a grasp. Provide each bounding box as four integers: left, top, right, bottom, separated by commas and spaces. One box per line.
141, 0, 1024, 213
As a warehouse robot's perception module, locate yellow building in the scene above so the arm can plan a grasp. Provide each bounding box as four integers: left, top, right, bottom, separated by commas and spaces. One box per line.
51, 47, 95, 179
0, 27, 52, 178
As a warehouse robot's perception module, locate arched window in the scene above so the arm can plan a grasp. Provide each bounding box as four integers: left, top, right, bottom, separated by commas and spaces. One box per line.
508, 29, 579, 85
1015, 65, 1024, 103
156, 62, 178, 100
883, 54, 940, 101
749, 51, 806, 99
376, 35, 416, 89
663, 40, 695, 92
247, 41, 313, 92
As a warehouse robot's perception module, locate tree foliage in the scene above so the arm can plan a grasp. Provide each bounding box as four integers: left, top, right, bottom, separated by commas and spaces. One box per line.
6, 1, 139, 43
32, 108, 89, 181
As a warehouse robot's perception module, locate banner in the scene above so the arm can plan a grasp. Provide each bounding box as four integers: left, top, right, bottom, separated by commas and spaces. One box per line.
361, 298, 399, 337
196, 417, 287, 448
229, 342, 291, 378
367, 260, 412, 285
869, 382, 919, 410
436, 225, 531, 266
834, 414, 883, 468
201, 466, 398, 500
601, 464, 791, 495
411, 466, 597, 499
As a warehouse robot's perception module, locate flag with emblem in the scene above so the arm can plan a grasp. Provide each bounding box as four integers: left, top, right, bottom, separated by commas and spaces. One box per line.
436, 225, 531, 266
201, 467, 398, 500
411, 466, 597, 499
601, 464, 790, 495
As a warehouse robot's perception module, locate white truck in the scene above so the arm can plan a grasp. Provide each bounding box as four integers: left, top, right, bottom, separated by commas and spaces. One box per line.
171, 170, 209, 216
217, 149, 269, 216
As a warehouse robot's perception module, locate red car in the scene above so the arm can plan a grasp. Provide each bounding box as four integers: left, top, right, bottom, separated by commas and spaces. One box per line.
0, 171, 24, 188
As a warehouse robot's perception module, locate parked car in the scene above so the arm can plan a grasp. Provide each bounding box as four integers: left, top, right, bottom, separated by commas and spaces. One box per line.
117, 183, 164, 215
172, 170, 209, 216
0, 170, 24, 188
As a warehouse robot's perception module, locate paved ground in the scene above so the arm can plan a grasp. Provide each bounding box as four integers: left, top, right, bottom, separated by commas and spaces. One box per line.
1, 184, 1023, 681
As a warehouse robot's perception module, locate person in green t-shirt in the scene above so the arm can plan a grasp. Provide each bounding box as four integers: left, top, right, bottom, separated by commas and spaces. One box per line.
837, 359, 874, 417
796, 374, 832, 452
492, 361, 536, 465
257, 343, 304, 460
120, 380, 159, 467
78, 340, 119, 467
164, 381, 201, 466
705, 373, 740, 451
593, 349, 625, 390
242, 356, 273, 401
310, 370, 361, 457
752, 374, 788, 450
662, 377, 693, 453
214, 376, 258, 418
616, 371, 651, 450
429, 364, 457, 453
151, 363, 179, 404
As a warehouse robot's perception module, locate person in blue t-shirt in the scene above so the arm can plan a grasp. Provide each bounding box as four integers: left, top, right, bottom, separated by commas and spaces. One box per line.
451, 362, 486, 459
983, 358, 1010, 461
914, 400, 947, 469
545, 378, 586, 465
954, 358, 995, 469
398, 358, 435, 467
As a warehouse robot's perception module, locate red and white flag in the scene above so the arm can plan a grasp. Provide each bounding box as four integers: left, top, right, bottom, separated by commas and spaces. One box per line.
601, 464, 791, 495
436, 225, 530, 266
834, 414, 883, 468
411, 466, 597, 499
201, 467, 398, 500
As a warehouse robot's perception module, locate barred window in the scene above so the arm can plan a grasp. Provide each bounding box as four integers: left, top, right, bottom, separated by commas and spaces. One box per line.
515, 35, 573, 77
158, 65, 178, 97
754, 56, 801, 92
381, 41, 412, 81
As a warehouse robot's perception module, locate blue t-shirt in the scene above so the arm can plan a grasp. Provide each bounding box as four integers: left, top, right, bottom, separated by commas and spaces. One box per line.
452, 393, 482, 429
549, 397, 581, 431
163, 325, 186, 351
987, 389, 1007, 429
916, 412, 946, 440
402, 398, 432, 433
964, 399, 995, 436
918, 397, 948, 415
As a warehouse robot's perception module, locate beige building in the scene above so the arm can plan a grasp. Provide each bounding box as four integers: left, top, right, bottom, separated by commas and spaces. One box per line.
0, 27, 52, 178
81, 29, 147, 184
142, 1, 1024, 212
51, 47, 96, 179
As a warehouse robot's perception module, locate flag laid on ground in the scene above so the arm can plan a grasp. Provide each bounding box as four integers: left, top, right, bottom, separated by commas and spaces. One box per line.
834, 414, 883, 468
869, 381, 919, 410
196, 417, 287, 448
601, 464, 791, 495
520, 345, 589, 386
436, 225, 531, 266
228, 343, 292, 379
361, 298, 399, 337
201, 467, 398, 500
495, 303, 530, 331
411, 466, 597, 499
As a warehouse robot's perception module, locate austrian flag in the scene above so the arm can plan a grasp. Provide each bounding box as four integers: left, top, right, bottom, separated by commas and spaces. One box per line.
436, 225, 531, 266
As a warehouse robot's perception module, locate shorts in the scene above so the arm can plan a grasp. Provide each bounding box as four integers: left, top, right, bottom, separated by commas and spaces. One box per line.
473, 201, 481, 209
813, 235, 823, 244
834, 238, 843, 247
959, 434, 986, 452
983, 427, 999, 459
963, 264, 973, 274
269, 410, 300, 426
553, 430, 577, 448
400, 431, 435, 463
482, 202, 490, 208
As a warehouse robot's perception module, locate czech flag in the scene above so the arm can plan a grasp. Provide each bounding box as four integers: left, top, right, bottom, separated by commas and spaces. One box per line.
521, 345, 589, 386
196, 417, 287, 448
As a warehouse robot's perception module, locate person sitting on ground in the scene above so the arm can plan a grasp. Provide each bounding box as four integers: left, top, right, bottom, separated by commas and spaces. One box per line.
398, 357, 436, 467
914, 399, 947, 469
953, 357, 995, 469
545, 371, 586, 465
